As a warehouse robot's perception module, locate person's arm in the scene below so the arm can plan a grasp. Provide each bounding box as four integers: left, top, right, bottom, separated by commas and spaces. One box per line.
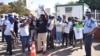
74, 19, 83, 23
20, 22, 27, 27
10, 30, 19, 43
88, 27, 98, 35
35, 20, 39, 30
10, 31, 17, 39
42, 9, 48, 20
88, 21, 98, 35
9, 25, 17, 39
20, 18, 31, 27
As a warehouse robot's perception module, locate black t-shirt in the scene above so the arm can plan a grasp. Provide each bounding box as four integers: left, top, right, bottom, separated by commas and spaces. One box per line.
36, 19, 48, 33
14, 20, 18, 33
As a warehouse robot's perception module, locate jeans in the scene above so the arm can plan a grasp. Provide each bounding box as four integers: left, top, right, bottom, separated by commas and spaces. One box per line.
5, 35, 12, 55
47, 30, 54, 49
2, 29, 5, 42
62, 33, 69, 46
56, 32, 62, 44
84, 34, 93, 56
69, 30, 75, 45
20, 36, 30, 53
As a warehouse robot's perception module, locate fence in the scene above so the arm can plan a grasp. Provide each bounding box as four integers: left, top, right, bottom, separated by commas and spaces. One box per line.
91, 10, 100, 26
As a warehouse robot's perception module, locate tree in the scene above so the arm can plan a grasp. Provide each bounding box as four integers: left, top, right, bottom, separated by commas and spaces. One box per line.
0, 3, 12, 14
8, 0, 30, 15
0, 2, 3, 5
79, 0, 100, 10
67, 1, 77, 5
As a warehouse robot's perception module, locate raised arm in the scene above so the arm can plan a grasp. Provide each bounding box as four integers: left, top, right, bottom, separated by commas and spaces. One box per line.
20, 17, 31, 27
42, 9, 48, 20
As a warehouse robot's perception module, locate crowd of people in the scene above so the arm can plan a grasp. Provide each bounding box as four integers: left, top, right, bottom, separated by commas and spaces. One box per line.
0, 8, 98, 56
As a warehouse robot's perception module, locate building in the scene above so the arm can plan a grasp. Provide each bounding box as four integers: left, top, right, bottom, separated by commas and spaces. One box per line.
56, 3, 100, 39
21, 0, 33, 10
55, 3, 90, 19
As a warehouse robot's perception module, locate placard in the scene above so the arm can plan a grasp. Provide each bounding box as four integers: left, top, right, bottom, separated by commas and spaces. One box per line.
74, 27, 83, 39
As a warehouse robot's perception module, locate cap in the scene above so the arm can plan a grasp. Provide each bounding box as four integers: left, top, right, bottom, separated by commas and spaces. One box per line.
8, 13, 12, 17
86, 9, 91, 14
8, 16, 15, 22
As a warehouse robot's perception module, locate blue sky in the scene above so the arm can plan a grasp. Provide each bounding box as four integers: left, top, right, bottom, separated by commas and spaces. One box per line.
0, 0, 79, 12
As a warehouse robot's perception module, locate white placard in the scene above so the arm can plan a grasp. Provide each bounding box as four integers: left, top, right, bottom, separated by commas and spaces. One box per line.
74, 27, 83, 39
39, 5, 44, 10
38, 5, 44, 15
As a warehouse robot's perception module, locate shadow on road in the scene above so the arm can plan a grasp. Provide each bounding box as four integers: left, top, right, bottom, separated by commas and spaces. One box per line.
47, 47, 80, 56
93, 40, 100, 51
94, 44, 100, 51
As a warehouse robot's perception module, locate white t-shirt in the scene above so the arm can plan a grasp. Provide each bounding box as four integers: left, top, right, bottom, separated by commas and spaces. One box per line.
56, 21, 63, 32
64, 21, 73, 33
74, 27, 83, 39
18, 23, 29, 36
47, 19, 54, 31
0, 18, 5, 26
4, 22, 14, 35
4, 19, 10, 26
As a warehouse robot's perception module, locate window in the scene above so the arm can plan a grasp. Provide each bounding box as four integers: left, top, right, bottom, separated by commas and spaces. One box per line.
65, 7, 72, 13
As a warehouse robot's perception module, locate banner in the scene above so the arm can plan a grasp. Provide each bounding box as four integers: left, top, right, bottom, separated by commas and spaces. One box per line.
74, 27, 83, 39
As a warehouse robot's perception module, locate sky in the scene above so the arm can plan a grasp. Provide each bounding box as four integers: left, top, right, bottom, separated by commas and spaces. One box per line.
0, 0, 79, 13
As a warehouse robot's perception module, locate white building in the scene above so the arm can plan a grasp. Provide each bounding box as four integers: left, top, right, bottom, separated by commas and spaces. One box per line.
21, 0, 33, 10
56, 3, 90, 19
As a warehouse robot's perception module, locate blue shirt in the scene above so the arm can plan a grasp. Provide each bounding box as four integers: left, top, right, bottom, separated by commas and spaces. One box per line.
83, 18, 98, 33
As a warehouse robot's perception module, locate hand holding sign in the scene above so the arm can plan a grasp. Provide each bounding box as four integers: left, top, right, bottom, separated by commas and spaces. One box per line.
39, 5, 44, 11
38, 5, 45, 14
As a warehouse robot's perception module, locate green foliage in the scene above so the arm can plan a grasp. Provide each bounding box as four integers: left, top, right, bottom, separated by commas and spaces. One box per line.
8, 0, 30, 15
0, 3, 12, 14
79, 0, 100, 10
67, 1, 78, 5
0, 0, 30, 15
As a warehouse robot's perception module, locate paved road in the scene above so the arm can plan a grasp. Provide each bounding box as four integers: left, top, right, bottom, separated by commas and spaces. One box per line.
0, 32, 100, 56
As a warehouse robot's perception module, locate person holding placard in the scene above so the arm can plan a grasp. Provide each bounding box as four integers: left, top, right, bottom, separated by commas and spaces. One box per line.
36, 7, 48, 54
73, 21, 83, 49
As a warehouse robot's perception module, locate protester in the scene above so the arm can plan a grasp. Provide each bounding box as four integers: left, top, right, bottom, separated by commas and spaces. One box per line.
62, 17, 73, 47
4, 13, 16, 55
14, 14, 19, 38
0, 14, 5, 42
29, 14, 37, 41
18, 16, 31, 55
47, 15, 55, 49
68, 17, 73, 45
36, 8, 48, 54
55, 16, 63, 47
73, 21, 83, 49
